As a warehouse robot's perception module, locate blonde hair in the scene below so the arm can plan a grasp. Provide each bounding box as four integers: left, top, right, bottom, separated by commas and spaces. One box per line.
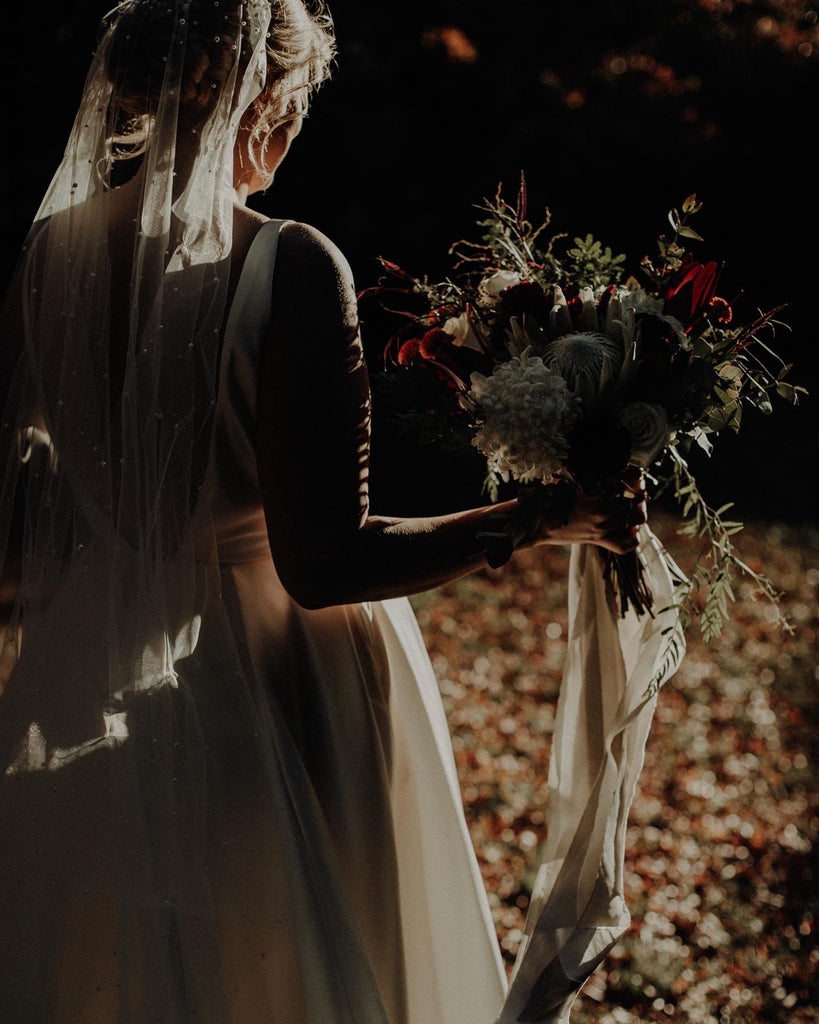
242, 0, 335, 176
104, 0, 335, 163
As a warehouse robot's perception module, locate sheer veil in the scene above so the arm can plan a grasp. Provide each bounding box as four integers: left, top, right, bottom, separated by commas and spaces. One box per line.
0, 0, 273, 762
0, 3, 385, 1019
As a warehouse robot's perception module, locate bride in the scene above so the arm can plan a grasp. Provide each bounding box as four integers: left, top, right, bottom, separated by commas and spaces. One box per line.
0, 2, 647, 1022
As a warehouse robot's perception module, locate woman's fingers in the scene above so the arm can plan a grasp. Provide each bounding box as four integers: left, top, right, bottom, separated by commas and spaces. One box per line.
598, 523, 641, 554
595, 489, 646, 553
539, 481, 648, 550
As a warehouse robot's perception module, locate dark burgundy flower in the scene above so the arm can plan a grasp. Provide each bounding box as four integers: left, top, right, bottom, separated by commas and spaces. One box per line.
496, 281, 552, 326
663, 258, 721, 326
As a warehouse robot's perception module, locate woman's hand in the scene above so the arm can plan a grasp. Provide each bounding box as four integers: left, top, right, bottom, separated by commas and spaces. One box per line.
537, 472, 647, 555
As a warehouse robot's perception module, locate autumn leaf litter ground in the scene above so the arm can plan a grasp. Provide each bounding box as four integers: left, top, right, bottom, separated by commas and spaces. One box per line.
410, 512, 818, 1023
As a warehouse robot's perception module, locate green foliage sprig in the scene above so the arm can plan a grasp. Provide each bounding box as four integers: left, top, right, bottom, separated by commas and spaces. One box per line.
564, 234, 627, 290
668, 446, 792, 639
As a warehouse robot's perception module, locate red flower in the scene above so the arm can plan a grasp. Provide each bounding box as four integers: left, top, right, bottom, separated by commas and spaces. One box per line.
664, 258, 721, 326
708, 296, 733, 324
418, 328, 457, 360
496, 281, 552, 325
397, 337, 422, 365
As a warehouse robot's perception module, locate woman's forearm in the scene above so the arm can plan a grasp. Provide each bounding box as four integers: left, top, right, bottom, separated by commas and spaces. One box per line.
273, 499, 522, 609
274, 484, 642, 610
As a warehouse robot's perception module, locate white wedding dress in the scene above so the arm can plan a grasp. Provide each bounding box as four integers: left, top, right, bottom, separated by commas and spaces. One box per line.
0, 215, 683, 1024
0, 218, 508, 1024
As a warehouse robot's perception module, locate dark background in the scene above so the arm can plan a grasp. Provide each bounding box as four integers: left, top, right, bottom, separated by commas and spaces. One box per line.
3, 0, 816, 521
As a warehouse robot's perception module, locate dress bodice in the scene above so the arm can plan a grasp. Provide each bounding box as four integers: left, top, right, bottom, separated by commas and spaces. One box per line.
210, 219, 287, 564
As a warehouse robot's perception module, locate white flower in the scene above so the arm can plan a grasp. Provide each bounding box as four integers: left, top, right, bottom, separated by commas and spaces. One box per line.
506, 314, 546, 357
442, 311, 483, 351
544, 331, 624, 404
548, 285, 601, 337
619, 401, 670, 467
477, 269, 522, 306
466, 351, 580, 483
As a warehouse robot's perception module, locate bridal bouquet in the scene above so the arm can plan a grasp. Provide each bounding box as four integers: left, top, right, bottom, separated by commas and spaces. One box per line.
364, 185, 804, 637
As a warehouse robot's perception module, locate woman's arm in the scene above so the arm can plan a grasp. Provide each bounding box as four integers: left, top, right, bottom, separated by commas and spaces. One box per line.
255, 222, 643, 610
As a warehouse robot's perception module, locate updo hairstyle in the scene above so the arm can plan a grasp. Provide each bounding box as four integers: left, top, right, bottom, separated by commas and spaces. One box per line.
242, 0, 335, 176
104, 0, 335, 165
